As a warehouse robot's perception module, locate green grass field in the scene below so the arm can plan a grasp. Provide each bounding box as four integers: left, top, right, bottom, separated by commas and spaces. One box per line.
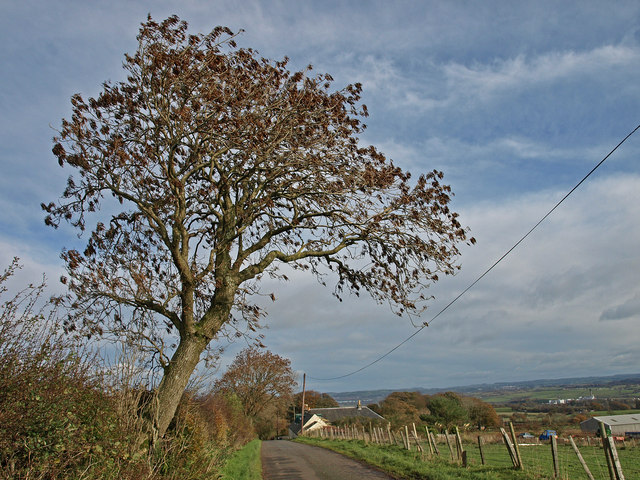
478, 384, 640, 404
297, 436, 533, 479
297, 435, 640, 479
467, 440, 640, 479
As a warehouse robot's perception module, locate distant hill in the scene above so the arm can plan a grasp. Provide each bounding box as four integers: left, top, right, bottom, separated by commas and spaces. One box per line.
329, 373, 640, 405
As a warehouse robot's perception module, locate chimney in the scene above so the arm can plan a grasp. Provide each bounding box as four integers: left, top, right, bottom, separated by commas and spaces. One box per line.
357, 400, 362, 410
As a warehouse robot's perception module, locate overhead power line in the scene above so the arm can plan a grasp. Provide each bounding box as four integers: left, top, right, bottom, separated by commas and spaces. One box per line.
309, 123, 640, 382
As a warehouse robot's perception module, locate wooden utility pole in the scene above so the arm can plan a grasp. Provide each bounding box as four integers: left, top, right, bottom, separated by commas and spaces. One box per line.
300, 373, 306, 436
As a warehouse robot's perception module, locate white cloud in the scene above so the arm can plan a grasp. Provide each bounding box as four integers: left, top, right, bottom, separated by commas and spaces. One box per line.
344, 43, 640, 115
443, 44, 640, 95
251, 173, 640, 390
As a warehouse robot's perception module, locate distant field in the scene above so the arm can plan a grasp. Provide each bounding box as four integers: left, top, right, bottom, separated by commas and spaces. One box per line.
477, 384, 640, 404
331, 374, 640, 406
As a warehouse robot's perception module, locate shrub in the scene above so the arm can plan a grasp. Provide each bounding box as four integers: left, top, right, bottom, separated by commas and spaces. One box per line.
0, 259, 241, 479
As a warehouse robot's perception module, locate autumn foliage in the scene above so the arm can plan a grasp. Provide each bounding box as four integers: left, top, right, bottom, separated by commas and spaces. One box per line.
377, 390, 500, 430
44, 14, 472, 440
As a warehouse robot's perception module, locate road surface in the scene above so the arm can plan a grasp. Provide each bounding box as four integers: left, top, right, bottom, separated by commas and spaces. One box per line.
261, 440, 396, 479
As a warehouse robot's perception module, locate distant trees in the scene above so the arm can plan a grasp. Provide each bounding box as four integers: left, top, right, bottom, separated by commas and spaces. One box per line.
292, 390, 339, 410
608, 399, 631, 410
379, 391, 429, 427
378, 390, 499, 430
422, 392, 468, 428
465, 397, 501, 429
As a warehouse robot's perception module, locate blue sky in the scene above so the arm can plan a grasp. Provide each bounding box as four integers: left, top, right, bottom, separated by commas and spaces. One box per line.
1, 1, 640, 394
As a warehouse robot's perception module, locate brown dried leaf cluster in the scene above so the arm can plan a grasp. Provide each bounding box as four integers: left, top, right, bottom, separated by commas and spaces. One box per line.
43, 15, 473, 437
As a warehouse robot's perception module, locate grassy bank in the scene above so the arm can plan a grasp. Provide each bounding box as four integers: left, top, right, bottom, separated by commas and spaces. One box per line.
466, 440, 640, 479
296, 437, 533, 479
297, 435, 640, 479
0, 259, 253, 480
221, 439, 262, 480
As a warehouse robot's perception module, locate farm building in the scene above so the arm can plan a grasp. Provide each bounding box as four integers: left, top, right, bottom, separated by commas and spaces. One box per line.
580, 414, 640, 435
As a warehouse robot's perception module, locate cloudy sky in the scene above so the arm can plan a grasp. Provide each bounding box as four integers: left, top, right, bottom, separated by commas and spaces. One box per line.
2, 1, 639, 394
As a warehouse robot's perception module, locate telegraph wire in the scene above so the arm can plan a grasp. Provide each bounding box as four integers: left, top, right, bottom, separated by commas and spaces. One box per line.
308, 123, 640, 382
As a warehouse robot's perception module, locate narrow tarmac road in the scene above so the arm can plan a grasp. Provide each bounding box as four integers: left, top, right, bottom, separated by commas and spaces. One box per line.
261, 440, 397, 480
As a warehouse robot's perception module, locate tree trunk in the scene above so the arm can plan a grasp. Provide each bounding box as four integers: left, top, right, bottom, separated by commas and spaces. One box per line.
149, 333, 208, 440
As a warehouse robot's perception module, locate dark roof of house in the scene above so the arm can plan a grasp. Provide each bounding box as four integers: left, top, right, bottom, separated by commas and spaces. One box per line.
308, 405, 385, 422
289, 412, 323, 435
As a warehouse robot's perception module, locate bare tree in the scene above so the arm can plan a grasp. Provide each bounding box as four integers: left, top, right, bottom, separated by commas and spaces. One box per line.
43, 15, 473, 439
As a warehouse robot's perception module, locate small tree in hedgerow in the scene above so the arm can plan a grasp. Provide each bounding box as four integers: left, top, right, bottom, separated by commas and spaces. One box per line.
214, 347, 295, 419
43, 15, 474, 441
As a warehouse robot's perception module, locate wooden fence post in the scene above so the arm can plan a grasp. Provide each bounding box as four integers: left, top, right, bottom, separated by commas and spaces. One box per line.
404, 426, 411, 450
500, 427, 519, 468
455, 426, 465, 466
600, 422, 617, 480
411, 424, 424, 454
605, 436, 625, 480
477, 436, 486, 466
569, 435, 595, 480
444, 429, 456, 461
509, 422, 523, 470
400, 428, 407, 450
550, 434, 559, 479
425, 426, 434, 455
430, 432, 440, 456
390, 428, 399, 446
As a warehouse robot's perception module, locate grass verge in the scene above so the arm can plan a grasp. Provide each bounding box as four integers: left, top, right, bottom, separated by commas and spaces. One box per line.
221, 438, 262, 480
297, 436, 640, 479
295, 437, 536, 479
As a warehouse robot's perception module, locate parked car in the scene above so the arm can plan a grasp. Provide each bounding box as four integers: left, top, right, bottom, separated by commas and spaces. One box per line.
539, 430, 557, 441
518, 432, 536, 439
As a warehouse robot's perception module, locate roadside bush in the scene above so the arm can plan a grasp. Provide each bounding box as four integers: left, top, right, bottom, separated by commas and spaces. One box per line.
198, 392, 256, 449
0, 259, 146, 479
0, 259, 241, 480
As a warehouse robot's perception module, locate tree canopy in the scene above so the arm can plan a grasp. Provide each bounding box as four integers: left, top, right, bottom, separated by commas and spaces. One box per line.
292, 390, 340, 410
43, 15, 473, 439
214, 347, 295, 418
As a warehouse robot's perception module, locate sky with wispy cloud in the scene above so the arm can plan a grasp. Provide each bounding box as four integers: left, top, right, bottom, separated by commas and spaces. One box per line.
1, 0, 639, 393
